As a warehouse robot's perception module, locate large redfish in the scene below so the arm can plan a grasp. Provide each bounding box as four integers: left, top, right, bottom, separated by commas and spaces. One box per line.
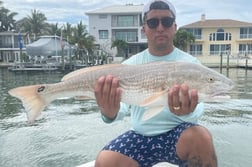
8, 61, 233, 123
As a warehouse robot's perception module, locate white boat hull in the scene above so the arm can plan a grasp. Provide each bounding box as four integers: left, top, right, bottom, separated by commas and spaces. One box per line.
77, 160, 178, 167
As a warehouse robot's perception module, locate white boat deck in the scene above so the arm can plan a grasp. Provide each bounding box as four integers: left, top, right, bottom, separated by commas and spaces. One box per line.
77, 160, 178, 167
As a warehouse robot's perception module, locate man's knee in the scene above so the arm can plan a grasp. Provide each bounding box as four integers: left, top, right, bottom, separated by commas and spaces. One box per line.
95, 150, 138, 167
176, 126, 215, 160
188, 126, 213, 143
177, 126, 218, 166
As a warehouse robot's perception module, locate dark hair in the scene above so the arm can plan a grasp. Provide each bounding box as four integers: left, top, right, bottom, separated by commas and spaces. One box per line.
143, 1, 175, 23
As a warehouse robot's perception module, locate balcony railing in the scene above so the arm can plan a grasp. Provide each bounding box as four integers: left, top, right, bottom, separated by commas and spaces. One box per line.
189, 51, 203, 56
194, 35, 202, 40
239, 34, 252, 39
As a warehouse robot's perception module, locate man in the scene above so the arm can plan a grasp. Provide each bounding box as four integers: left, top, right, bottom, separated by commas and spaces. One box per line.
94, 0, 217, 166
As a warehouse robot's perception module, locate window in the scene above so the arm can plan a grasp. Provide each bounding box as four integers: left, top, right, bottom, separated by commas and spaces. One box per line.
115, 31, 137, 42
209, 29, 232, 41
216, 29, 224, 41
190, 44, 202, 56
239, 44, 252, 55
210, 44, 230, 55
240, 27, 252, 39
186, 28, 202, 39
225, 33, 232, 41
112, 15, 138, 27
99, 30, 108, 39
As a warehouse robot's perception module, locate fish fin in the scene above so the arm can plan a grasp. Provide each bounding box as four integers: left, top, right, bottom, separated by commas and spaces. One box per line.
140, 91, 167, 121
8, 85, 48, 123
61, 64, 124, 81
140, 90, 167, 107
142, 106, 165, 121
74, 96, 93, 100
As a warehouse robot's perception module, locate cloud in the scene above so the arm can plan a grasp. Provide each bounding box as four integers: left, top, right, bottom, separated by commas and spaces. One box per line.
2, 0, 252, 27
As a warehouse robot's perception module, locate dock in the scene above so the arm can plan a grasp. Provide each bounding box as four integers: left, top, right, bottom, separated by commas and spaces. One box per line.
7, 63, 59, 72
1, 55, 252, 72
197, 55, 252, 69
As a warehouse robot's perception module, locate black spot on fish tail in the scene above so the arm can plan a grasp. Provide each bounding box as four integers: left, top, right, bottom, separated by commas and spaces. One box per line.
37, 86, 45, 93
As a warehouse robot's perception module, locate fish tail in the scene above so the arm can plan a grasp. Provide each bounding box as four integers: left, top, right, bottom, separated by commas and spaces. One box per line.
8, 85, 48, 123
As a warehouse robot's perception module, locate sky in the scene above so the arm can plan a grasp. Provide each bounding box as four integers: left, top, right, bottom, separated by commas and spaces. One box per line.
2, 0, 252, 28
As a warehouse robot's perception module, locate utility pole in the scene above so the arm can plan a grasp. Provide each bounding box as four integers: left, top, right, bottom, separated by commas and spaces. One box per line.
18, 33, 23, 63
60, 29, 65, 71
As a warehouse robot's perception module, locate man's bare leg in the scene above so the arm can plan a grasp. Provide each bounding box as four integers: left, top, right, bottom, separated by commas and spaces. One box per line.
176, 126, 218, 167
95, 150, 139, 167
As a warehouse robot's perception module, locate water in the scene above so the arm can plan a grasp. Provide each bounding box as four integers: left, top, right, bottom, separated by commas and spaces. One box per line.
0, 68, 251, 167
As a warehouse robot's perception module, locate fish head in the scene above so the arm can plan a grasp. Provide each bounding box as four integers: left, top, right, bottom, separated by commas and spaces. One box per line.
197, 71, 234, 102
171, 62, 234, 102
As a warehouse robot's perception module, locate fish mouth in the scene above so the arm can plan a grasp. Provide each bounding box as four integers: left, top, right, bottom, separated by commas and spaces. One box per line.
211, 81, 234, 98
211, 94, 231, 99
210, 91, 232, 100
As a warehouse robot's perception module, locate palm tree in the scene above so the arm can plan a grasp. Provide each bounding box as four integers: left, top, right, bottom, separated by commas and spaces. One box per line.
111, 39, 128, 58
21, 9, 48, 40
63, 23, 73, 42
72, 21, 95, 52
0, 2, 18, 32
174, 28, 195, 51
47, 23, 60, 36
70, 21, 95, 65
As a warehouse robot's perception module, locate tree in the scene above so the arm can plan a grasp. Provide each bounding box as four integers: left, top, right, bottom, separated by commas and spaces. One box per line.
47, 22, 60, 36
111, 39, 128, 58
64, 23, 73, 41
0, 1, 18, 32
68, 21, 95, 65
20, 9, 48, 40
174, 28, 195, 51
72, 21, 95, 53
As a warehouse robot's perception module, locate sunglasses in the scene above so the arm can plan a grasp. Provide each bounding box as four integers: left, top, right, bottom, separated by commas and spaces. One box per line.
146, 17, 175, 29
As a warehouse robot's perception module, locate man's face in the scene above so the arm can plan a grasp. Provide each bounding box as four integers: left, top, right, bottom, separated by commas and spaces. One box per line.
143, 9, 176, 49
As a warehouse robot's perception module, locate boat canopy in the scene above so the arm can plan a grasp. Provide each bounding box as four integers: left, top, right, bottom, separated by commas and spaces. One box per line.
26, 36, 71, 57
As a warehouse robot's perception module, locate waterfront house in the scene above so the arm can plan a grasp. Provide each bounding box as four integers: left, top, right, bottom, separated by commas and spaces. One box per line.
86, 4, 147, 59
181, 14, 252, 65
0, 31, 28, 63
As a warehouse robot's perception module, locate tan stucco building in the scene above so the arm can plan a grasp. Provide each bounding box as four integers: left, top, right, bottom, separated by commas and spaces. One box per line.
181, 14, 252, 65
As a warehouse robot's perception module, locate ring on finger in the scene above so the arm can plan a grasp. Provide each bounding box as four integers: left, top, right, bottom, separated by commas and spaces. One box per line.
173, 106, 180, 110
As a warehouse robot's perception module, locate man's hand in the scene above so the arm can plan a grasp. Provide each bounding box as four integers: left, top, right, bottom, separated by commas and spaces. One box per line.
168, 84, 198, 115
94, 75, 121, 120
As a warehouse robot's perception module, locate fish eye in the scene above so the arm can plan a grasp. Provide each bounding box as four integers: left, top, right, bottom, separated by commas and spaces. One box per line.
37, 86, 45, 93
207, 77, 215, 83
